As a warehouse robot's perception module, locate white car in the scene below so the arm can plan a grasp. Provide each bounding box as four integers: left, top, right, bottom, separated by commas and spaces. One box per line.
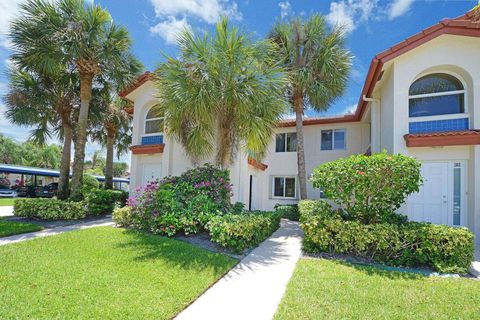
0, 185, 18, 198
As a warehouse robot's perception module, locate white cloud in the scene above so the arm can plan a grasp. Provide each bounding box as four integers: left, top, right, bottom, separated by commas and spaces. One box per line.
148, 0, 242, 44
279, 1, 292, 20
150, 16, 192, 44
326, 0, 413, 34
0, 0, 25, 49
388, 0, 414, 20
326, 0, 377, 33
149, 0, 241, 24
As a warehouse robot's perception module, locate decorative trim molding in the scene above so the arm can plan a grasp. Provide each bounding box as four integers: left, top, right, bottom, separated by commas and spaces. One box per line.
129, 144, 165, 155
248, 158, 268, 171
404, 130, 480, 147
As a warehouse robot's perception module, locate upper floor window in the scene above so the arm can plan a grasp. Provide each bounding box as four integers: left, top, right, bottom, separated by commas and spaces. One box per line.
276, 132, 297, 152
145, 105, 164, 135
409, 73, 465, 118
321, 129, 346, 150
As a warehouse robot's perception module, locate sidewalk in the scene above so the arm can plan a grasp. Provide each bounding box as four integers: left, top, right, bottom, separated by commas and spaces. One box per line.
0, 217, 114, 246
0, 206, 13, 217
175, 219, 303, 320
471, 246, 480, 278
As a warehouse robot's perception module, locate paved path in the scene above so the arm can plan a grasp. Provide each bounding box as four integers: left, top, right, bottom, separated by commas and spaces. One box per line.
0, 217, 114, 246
471, 246, 480, 277
0, 206, 13, 217
175, 219, 303, 320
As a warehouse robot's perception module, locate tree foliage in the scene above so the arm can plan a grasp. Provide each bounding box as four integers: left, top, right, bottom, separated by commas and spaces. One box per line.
156, 17, 288, 167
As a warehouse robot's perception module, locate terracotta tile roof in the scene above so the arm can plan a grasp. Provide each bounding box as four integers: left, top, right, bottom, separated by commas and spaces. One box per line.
278, 114, 357, 127
119, 72, 155, 100
404, 130, 480, 147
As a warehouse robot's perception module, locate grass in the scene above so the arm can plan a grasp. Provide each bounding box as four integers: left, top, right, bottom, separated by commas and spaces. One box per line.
275, 258, 480, 320
0, 198, 15, 206
0, 219, 42, 237
0, 227, 237, 319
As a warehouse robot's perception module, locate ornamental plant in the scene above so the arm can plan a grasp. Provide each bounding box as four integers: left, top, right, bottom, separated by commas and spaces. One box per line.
311, 152, 422, 224
123, 164, 232, 236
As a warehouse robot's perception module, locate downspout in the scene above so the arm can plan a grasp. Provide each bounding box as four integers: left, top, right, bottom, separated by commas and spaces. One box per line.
362, 95, 381, 154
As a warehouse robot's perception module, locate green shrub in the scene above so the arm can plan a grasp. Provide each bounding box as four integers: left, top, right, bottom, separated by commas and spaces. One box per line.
82, 174, 100, 191
113, 206, 134, 227
207, 212, 281, 253
231, 202, 245, 214
311, 152, 422, 224
300, 200, 474, 273
274, 204, 299, 221
14, 198, 87, 220
85, 189, 114, 215
298, 199, 336, 223
127, 164, 231, 236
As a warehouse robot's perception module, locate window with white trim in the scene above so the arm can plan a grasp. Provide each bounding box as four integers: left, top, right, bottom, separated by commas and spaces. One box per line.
409, 73, 465, 118
273, 176, 296, 198
275, 132, 297, 152
145, 105, 164, 135
321, 129, 346, 150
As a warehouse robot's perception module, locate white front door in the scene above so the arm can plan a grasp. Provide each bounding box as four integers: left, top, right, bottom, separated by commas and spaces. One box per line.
407, 161, 465, 227
142, 163, 161, 185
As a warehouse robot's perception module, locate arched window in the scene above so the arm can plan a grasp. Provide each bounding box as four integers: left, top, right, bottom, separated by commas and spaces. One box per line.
144, 105, 163, 135
409, 73, 465, 117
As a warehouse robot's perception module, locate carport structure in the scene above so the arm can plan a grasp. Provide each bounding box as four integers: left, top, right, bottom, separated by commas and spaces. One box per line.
0, 164, 129, 190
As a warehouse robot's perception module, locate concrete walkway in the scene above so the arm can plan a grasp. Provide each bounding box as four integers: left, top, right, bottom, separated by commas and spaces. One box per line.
0, 217, 114, 246
471, 247, 480, 277
175, 219, 303, 320
0, 206, 13, 217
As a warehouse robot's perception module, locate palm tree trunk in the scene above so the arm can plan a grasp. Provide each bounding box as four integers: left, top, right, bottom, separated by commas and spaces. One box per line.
294, 94, 308, 200
57, 117, 72, 200
104, 128, 115, 190
70, 73, 93, 200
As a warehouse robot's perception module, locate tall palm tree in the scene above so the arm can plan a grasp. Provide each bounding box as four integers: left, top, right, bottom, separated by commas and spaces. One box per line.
269, 15, 352, 199
9, 0, 140, 200
157, 17, 288, 167
4, 67, 78, 199
90, 97, 132, 189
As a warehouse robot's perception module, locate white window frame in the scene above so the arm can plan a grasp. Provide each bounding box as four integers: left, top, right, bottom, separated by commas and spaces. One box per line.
275, 132, 297, 153
143, 105, 164, 138
320, 128, 346, 151
408, 71, 467, 121
272, 176, 296, 199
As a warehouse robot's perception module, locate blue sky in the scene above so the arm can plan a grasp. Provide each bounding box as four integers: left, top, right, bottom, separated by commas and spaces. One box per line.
0, 0, 476, 161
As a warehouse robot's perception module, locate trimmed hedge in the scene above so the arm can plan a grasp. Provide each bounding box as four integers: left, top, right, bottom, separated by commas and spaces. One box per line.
300, 200, 474, 274
207, 212, 281, 253
14, 198, 87, 220
85, 189, 128, 215
274, 204, 299, 221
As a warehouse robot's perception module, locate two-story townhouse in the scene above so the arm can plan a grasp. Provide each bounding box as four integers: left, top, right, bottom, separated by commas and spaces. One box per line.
121, 11, 480, 242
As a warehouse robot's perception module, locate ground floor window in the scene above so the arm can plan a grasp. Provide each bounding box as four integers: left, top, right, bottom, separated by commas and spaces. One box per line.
273, 176, 296, 198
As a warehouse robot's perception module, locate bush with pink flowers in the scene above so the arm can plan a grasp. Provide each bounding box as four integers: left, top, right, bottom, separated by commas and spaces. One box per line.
117, 164, 232, 236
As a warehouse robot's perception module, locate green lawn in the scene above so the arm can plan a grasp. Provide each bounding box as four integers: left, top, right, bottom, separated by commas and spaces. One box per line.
0, 198, 15, 206
0, 219, 42, 237
275, 258, 480, 320
0, 227, 237, 319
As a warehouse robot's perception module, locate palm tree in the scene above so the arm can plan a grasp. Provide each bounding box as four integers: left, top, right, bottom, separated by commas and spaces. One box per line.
4, 67, 78, 199
156, 17, 288, 167
9, 0, 140, 200
269, 15, 352, 199
90, 98, 132, 189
